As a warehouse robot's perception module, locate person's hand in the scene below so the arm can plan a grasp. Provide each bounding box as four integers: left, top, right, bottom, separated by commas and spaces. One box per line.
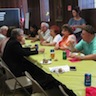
38, 29, 42, 34
40, 40, 44, 44
54, 44, 59, 50
73, 25, 80, 28
21, 38, 25, 45
31, 39, 36, 42
69, 53, 83, 60
30, 46, 36, 49
68, 41, 75, 51
38, 48, 45, 53
40, 41, 46, 46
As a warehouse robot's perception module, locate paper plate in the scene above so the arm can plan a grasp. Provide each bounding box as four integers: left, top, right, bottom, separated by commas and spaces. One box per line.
40, 60, 52, 64
49, 65, 70, 73
72, 52, 85, 56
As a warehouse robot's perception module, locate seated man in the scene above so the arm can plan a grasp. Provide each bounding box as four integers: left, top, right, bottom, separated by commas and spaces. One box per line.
70, 25, 96, 60
0, 26, 8, 55
38, 22, 51, 41
2, 28, 45, 77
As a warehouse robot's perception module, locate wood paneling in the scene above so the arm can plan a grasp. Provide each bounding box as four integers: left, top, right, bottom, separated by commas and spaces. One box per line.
0, 0, 20, 8
27, 0, 40, 27
49, 0, 78, 27
81, 9, 96, 30
0, 0, 78, 28
0, 0, 28, 17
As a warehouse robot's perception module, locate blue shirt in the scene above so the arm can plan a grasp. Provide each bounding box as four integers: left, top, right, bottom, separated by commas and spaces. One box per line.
75, 37, 96, 55
68, 18, 86, 26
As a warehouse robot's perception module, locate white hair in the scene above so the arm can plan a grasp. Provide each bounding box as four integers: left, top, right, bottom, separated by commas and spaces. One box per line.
0, 26, 8, 32
41, 22, 49, 28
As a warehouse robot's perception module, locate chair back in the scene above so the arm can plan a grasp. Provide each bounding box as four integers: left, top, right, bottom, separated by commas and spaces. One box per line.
0, 58, 15, 79
0, 58, 31, 96
25, 71, 48, 96
58, 85, 69, 96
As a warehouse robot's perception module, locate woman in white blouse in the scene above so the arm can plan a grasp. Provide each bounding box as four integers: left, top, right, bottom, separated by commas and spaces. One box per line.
40, 25, 62, 46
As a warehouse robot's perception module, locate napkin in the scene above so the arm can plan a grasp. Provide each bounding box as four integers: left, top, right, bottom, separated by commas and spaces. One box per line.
86, 87, 96, 96
49, 65, 70, 73
69, 58, 81, 62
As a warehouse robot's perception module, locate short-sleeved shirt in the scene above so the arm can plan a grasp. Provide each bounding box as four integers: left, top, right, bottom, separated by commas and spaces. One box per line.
75, 37, 96, 55
68, 18, 86, 26
68, 18, 86, 34
52, 34, 62, 43
41, 29, 50, 40
46, 34, 62, 44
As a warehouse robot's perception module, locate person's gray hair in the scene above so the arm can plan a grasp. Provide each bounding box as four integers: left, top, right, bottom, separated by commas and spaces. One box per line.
41, 22, 49, 28
11, 28, 23, 39
0, 25, 8, 32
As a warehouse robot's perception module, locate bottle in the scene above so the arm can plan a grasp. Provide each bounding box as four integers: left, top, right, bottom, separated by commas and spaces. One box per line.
84, 73, 91, 86
50, 49, 55, 59
35, 44, 38, 51
63, 51, 67, 60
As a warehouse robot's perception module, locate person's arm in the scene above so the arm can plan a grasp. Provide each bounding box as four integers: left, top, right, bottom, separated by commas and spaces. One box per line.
31, 35, 39, 42
54, 43, 60, 50
81, 54, 96, 60
13, 42, 38, 56
38, 29, 45, 41
70, 54, 96, 60
70, 40, 83, 52
41, 41, 56, 46
72, 18, 86, 29
73, 24, 86, 29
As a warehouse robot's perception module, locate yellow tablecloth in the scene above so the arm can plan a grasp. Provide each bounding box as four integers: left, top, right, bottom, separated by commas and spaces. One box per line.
25, 40, 96, 96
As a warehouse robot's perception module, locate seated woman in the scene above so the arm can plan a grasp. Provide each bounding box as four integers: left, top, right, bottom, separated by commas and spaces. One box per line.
68, 6, 86, 42
40, 25, 62, 46
55, 25, 77, 50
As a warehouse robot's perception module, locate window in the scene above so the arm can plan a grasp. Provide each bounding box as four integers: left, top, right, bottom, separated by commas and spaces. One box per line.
40, 0, 50, 22
78, 0, 96, 9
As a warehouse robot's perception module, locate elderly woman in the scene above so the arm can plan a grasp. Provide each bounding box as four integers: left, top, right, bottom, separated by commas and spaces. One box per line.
55, 25, 77, 50
40, 25, 62, 46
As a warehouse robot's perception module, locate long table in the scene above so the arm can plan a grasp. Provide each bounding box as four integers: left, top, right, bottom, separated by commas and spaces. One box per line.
25, 40, 96, 96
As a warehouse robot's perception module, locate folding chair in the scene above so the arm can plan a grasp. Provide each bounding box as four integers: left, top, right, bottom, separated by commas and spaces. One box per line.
25, 71, 48, 96
0, 58, 32, 96
25, 71, 68, 96
58, 85, 69, 96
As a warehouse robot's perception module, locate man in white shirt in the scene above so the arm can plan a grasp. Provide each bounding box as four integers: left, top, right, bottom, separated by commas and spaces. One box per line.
0, 26, 8, 41
38, 22, 51, 41
0, 26, 8, 55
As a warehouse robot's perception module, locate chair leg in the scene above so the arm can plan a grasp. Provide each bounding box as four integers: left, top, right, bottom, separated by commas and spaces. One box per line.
58, 85, 69, 96
12, 81, 18, 96
0, 75, 6, 96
